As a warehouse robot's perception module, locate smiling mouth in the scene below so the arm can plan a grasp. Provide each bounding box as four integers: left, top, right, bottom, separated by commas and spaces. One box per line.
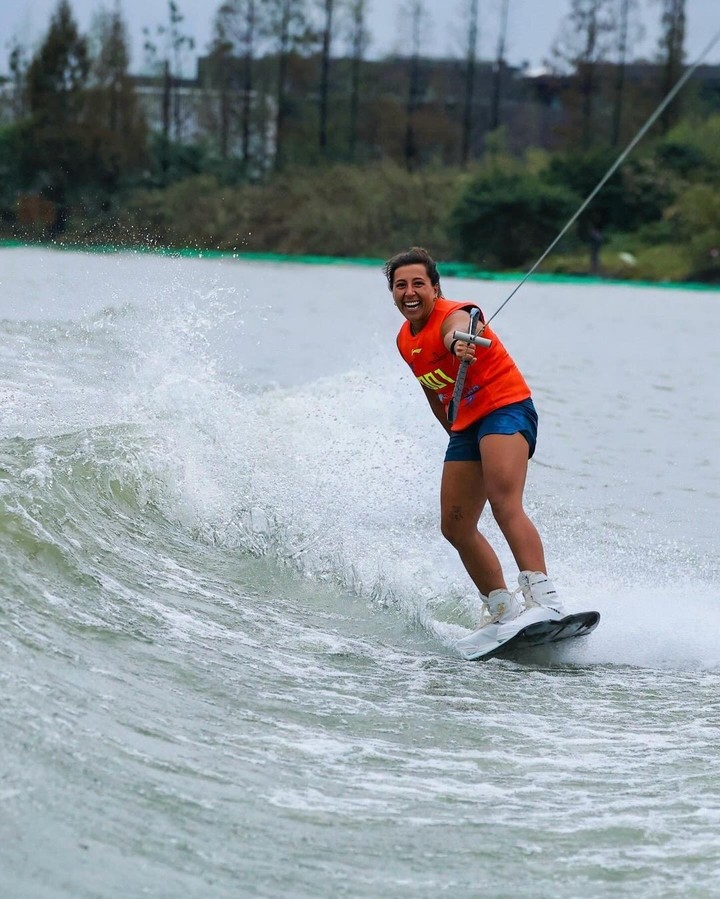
403, 300, 421, 310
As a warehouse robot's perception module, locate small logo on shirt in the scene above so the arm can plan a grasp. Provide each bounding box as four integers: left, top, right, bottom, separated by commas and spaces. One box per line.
411, 348, 422, 355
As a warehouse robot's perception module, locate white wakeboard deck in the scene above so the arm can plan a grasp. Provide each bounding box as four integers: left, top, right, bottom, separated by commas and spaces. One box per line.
468, 611, 600, 661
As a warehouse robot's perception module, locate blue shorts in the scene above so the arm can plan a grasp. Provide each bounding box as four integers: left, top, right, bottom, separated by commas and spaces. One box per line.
444, 398, 538, 463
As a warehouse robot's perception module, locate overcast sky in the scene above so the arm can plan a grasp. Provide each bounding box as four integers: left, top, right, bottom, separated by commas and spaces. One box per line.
1, 0, 719, 75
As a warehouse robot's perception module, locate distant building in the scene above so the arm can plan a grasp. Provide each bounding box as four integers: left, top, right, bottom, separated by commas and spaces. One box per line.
130, 64, 275, 173
131, 71, 209, 145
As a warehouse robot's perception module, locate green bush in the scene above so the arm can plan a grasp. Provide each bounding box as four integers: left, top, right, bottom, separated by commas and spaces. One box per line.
661, 115, 720, 181
618, 157, 677, 232
544, 149, 675, 235
655, 140, 708, 178
449, 170, 580, 268
115, 162, 460, 258
544, 148, 623, 235
625, 244, 693, 282
667, 184, 720, 280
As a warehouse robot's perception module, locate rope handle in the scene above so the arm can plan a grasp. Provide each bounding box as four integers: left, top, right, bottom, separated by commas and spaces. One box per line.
447, 309, 491, 425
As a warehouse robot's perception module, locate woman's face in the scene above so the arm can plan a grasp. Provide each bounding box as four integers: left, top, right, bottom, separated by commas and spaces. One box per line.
392, 263, 438, 330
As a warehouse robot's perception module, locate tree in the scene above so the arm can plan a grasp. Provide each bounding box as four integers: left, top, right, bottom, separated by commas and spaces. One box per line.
26, 0, 89, 128
7, 40, 29, 122
552, 0, 615, 149
205, 21, 234, 160
266, 0, 312, 170
607, 0, 644, 146
402, 0, 427, 172
86, 3, 147, 186
450, 170, 580, 268
210, 0, 262, 167
612, 0, 629, 146
345, 0, 369, 161
90, 4, 144, 136
237, 0, 260, 166
656, 0, 686, 133
22, 0, 90, 210
490, 0, 509, 131
460, 0, 480, 167
316, 0, 335, 152
545, 147, 673, 235
143, 1, 195, 142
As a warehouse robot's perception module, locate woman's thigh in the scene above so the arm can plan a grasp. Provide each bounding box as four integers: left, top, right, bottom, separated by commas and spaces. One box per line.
478, 432, 529, 510
440, 460, 487, 537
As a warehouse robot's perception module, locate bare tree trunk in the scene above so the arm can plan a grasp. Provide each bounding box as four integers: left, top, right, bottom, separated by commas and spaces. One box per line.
162, 58, 171, 142
461, 0, 479, 167
404, 1, 424, 172
347, 0, 366, 161
215, 0, 259, 169
319, 0, 334, 151
161, 58, 171, 178
490, 0, 509, 131
9, 42, 28, 121
659, 0, 686, 133
579, 9, 600, 149
241, 0, 257, 165
168, 1, 193, 143
611, 0, 630, 146
552, 0, 615, 151
275, 1, 291, 170
207, 22, 231, 160
579, 64, 595, 148
219, 72, 230, 159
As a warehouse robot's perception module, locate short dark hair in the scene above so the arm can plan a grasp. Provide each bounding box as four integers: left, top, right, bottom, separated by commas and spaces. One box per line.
383, 247, 442, 295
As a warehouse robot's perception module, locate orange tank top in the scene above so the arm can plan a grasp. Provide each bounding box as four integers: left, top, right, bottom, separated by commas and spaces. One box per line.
396, 298, 531, 432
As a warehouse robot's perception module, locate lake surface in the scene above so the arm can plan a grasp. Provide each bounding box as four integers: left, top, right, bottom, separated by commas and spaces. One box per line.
1, 246, 719, 897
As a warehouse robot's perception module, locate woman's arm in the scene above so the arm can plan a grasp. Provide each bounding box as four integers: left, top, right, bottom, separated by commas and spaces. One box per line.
441, 307, 483, 361
420, 305, 483, 432
422, 385, 452, 434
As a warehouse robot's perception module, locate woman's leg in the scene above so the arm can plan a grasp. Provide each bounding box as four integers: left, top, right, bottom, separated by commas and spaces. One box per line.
478, 432, 547, 574
440, 460, 507, 596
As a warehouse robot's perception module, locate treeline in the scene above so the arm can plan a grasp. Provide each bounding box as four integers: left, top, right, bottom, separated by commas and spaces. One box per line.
1, 0, 719, 282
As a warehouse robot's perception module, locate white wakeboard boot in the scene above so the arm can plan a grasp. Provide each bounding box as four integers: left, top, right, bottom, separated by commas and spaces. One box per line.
456, 588, 523, 660
513, 570, 566, 627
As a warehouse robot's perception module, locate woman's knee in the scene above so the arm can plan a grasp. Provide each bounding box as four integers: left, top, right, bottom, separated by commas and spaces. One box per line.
488, 494, 523, 529
440, 513, 474, 548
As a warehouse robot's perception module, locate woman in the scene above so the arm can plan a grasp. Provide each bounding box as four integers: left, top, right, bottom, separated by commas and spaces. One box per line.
385, 247, 565, 660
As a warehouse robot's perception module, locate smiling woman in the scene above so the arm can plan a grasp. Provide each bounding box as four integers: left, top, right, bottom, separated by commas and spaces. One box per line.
385, 246, 565, 660
389, 258, 439, 327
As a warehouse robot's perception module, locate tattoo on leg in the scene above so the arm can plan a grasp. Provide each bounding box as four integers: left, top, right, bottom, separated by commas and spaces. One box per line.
450, 505, 463, 521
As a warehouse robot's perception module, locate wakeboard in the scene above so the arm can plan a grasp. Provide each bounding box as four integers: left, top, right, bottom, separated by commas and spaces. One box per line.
471, 611, 600, 661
